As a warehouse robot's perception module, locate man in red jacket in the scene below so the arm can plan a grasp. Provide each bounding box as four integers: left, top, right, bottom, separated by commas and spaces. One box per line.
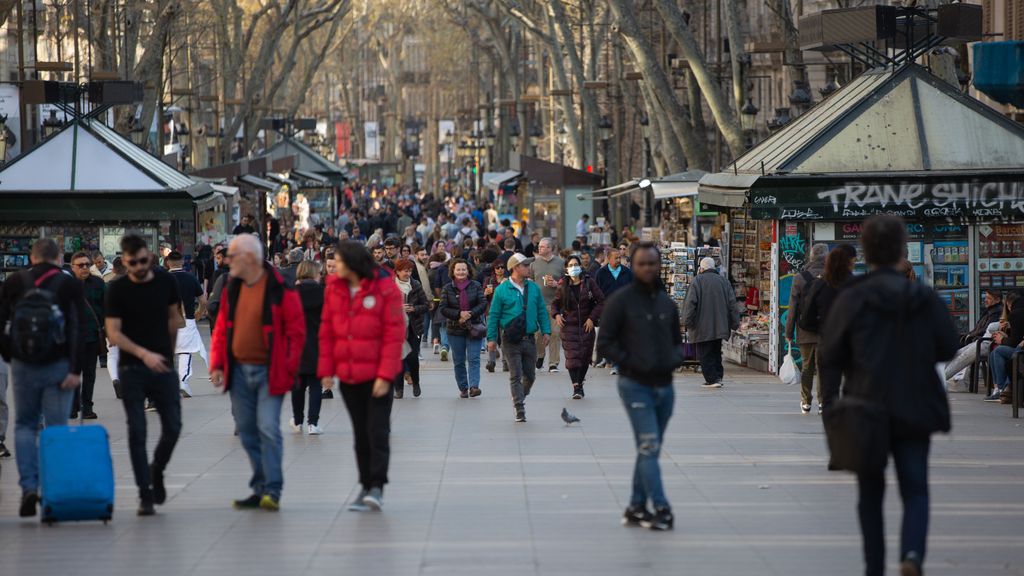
210, 234, 305, 511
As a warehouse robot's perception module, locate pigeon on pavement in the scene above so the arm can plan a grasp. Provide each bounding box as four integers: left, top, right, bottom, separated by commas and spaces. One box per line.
561, 407, 580, 425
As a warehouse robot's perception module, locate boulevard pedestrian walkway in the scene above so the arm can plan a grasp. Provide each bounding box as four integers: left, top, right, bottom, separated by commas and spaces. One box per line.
1, 342, 1022, 576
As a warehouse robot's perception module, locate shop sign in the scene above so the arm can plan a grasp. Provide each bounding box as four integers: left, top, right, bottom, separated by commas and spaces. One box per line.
835, 221, 943, 240
752, 178, 1024, 221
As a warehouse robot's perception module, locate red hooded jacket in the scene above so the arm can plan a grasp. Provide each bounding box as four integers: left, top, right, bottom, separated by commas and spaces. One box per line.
317, 267, 406, 384
210, 263, 306, 395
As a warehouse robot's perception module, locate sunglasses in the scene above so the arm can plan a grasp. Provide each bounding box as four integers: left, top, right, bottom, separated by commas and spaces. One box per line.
126, 256, 150, 267
73, 262, 90, 269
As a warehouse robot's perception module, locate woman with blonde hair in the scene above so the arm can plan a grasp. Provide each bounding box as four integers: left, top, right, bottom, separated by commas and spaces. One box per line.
291, 261, 325, 434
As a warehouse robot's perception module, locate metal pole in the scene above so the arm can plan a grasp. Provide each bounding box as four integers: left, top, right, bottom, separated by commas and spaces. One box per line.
16, 0, 26, 150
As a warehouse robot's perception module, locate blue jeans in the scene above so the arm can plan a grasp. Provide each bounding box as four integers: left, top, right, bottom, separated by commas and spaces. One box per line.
990, 344, 1016, 391
449, 333, 482, 391
857, 435, 931, 576
12, 359, 73, 493
617, 376, 674, 510
229, 364, 284, 500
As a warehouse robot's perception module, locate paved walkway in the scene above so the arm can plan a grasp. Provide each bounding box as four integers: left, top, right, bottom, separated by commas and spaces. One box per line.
2, 336, 1023, 576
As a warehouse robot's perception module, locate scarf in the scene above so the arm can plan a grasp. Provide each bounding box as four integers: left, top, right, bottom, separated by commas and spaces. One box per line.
396, 278, 413, 300
454, 278, 471, 311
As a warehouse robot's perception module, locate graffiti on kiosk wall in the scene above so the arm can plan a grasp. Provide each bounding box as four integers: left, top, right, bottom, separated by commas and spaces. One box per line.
779, 233, 806, 272
817, 181, 1024, 219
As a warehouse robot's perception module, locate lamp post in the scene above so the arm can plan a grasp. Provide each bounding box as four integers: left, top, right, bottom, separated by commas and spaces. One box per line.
177, 122, 191, 171
41, 110, 62, 140
509, 119, 521, 152
767, 107, 792, 133
598, 115, 612, 176
529, 123, 542, 158
557, 124, 568, 165
740, 97, 759, 149
484, 127, 496, 174
638, 112, 653, 227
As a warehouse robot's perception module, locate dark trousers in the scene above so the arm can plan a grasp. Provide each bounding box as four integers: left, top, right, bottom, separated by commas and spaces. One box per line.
72, 341, 100, 413
340, 380, 394, 490
404, 332, 420, 385
697, 339, 724, 384
291, 374, 323, 426
568, 365, 589, 385
120, 364, 182, 496
857, 435, 931, 576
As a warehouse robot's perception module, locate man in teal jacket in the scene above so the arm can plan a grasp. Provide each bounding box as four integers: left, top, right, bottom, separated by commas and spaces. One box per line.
487, 253, 551, 422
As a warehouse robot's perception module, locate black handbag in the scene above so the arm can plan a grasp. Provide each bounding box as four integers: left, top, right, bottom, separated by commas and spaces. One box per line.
502, 283, 529, 344
822, 396, 890, 473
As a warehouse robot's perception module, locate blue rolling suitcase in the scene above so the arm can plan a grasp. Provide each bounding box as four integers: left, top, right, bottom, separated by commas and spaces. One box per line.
38, 423, 115, 524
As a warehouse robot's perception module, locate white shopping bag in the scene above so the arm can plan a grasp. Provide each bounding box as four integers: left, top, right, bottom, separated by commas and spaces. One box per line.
779, 345, 800, 386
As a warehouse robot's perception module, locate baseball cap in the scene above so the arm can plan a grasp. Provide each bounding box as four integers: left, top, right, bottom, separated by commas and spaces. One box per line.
506, 253, 534, 269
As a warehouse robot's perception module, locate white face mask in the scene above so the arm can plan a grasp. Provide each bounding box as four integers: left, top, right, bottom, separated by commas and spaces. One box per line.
567, 265, 583, 277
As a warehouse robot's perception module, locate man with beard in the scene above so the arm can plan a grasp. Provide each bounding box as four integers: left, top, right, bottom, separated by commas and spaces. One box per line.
105, 234, 184, 515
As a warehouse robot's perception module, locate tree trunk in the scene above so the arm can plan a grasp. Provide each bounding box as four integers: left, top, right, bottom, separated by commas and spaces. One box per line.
607, 0, 706, 169
652, 0, 744, 156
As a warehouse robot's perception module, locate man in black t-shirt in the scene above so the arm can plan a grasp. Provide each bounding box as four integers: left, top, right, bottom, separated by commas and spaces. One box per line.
166, 252, 209, 398
105, 234, 184, 517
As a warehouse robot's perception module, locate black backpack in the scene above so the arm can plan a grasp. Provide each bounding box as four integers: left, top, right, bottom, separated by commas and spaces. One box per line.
9, 269, 67, 363
797, 275, 828, 333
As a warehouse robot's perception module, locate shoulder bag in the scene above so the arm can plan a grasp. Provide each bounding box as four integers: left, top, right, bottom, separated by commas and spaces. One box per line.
502, 282, 529, 344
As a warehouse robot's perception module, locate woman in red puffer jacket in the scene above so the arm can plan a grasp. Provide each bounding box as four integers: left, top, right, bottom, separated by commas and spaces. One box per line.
318, 241, 405, 512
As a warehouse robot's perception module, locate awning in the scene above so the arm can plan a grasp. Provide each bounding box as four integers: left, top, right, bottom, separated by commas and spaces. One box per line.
291, 169, 331, 186
696, 173, 758, 208
650, 170, 707, 200
211, 184, 239, 198
267, 172, 301, 189
237, 174, 280, 191
483, 170, 522, 191
194, 192, 225, 212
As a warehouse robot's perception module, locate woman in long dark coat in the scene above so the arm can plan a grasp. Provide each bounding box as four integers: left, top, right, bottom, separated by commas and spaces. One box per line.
551, 255, 605, 399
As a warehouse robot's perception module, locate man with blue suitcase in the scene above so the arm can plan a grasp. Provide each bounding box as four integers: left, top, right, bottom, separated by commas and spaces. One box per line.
105, 235, 185, 516
0, 238, 84, 517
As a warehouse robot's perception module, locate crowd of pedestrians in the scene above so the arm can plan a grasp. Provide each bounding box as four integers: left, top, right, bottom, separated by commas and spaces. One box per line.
0, 178, 984, 573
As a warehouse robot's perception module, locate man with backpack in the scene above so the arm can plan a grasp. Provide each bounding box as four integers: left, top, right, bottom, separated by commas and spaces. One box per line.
786, 243, 829, 414
0, 238, 84, 517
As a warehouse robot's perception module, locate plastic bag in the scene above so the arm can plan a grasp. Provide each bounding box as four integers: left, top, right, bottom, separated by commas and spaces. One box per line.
779, 347, 800, 386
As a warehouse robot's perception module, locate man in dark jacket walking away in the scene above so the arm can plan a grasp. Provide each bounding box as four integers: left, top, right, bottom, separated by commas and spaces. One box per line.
597, 242, 684, 531
819, 215, 958, 576
210, 234, 306, 511
0, 238, 83, 518
787, 243, 829, 414
682, 257, 740, 388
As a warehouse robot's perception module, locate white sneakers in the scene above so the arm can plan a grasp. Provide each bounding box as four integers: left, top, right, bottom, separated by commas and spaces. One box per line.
290, 418, 324, 435
800, 404, 811, 414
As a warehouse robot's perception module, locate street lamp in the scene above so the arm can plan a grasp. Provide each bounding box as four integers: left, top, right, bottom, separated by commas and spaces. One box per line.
557, 124, 568, 164
819, 74, 840, 98
767, 108, 792, 133
638, 112, 652, 178
598, 115, 613, 175
529, 123, 542, 157
789, 80, 812, 116
42, 110, 63, 139
740, 97, 759, 149
598, 115, 613, 142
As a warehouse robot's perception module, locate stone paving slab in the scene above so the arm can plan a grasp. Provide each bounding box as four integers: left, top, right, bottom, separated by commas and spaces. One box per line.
2, 334, 1023, 576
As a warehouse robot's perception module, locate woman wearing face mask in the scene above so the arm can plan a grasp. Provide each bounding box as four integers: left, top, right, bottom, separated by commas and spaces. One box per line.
551, 255, 605, 399
439, 258, 487, 398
